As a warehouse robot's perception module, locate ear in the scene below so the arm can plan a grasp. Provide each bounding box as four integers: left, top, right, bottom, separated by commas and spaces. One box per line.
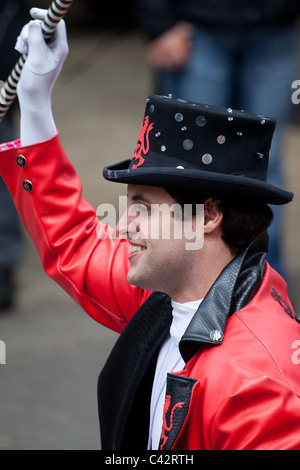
204, 198, 223, 234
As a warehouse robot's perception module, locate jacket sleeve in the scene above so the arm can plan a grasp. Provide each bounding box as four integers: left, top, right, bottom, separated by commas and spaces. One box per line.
211, 375, 300, 450
132, 0, 179, 40
0, 134, 151, 333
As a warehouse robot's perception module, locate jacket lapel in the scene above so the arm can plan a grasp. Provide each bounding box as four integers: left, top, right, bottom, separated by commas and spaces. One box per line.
98, 292, 172, 450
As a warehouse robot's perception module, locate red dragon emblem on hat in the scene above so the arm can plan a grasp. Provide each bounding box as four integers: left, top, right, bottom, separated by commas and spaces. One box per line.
131, 115, 154, 169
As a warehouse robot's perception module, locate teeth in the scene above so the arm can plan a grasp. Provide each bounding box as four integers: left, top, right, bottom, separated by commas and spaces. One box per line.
130, 245, 146, 253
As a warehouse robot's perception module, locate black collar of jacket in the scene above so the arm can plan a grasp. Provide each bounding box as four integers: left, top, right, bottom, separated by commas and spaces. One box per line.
98, 232, 268, 449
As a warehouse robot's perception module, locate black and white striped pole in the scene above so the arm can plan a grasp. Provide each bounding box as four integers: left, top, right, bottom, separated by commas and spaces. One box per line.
0, 0, 75, 123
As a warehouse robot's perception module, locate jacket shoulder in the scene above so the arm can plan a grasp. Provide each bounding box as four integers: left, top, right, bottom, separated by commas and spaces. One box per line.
188, 264, 300, 394
231, 263, 300, 392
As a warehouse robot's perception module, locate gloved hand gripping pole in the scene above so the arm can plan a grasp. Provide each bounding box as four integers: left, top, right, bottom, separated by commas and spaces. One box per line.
0, 0, 75, 123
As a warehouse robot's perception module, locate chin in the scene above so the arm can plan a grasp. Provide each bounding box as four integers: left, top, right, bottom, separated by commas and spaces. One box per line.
127, 269, 142, 288
127, 269, 156, 292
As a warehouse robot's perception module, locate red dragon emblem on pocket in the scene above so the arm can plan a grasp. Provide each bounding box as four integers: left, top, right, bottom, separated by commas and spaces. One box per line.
160, 395, 184, 450
131, 115, 154, 169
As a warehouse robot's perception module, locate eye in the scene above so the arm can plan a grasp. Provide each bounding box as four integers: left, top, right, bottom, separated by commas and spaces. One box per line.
128, 203, 149, 218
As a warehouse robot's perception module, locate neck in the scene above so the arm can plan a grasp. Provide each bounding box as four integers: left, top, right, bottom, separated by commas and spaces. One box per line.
170, 241, 234, 303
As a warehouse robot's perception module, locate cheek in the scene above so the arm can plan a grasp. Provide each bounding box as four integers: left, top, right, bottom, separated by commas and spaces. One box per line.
149, 212, 184, 241
150, 239, 185, 265
139, 217, 151, 239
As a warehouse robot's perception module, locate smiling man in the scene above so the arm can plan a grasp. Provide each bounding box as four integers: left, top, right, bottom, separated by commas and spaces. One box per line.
0, 8, 300, 450
118, 184, 207, 300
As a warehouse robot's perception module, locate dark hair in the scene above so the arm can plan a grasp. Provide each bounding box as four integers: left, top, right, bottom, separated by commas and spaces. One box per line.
166, 188, 273, 255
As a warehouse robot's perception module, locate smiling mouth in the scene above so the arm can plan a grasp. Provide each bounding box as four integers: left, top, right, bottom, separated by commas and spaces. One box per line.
130, 244, 146, 254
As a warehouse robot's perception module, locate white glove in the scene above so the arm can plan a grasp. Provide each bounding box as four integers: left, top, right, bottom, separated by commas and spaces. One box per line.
15, 8, 69, 146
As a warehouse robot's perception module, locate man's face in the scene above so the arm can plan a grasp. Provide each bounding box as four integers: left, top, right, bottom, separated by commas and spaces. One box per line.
117, 184, 204, 297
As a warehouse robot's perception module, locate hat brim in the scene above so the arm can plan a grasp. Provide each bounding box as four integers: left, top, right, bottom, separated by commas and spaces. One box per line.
103, 159, 293, 205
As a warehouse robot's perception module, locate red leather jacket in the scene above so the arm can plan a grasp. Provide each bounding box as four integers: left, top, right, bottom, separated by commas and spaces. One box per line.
0, 134, 300, 450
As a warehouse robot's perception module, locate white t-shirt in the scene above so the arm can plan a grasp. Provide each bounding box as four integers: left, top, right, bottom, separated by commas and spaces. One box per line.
148, 298, 203, 450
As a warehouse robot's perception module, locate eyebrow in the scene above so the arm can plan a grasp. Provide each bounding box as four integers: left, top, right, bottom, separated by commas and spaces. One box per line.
128, 193, 153, 204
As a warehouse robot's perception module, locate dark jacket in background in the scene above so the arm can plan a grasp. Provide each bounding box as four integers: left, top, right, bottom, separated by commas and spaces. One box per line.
133, 0, 300, 40
0, 0, 30, 81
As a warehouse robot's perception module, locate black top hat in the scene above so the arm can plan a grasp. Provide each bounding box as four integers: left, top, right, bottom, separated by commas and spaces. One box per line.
103, 95, 293, 205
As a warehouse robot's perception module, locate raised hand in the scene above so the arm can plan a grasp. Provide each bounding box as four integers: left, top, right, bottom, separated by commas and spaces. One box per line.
15, 8, 69, 146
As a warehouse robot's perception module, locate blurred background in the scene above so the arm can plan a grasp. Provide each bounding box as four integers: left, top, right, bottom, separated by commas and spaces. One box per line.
0, 0, 299, 450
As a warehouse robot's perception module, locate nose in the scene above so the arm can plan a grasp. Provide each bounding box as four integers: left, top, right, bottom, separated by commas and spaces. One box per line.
117, 207, 140, 238
116, 209, 128, 237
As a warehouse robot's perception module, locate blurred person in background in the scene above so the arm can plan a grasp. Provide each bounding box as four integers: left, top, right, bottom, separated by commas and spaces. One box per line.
0, 0, 29, 310
133, 0, 300, 279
